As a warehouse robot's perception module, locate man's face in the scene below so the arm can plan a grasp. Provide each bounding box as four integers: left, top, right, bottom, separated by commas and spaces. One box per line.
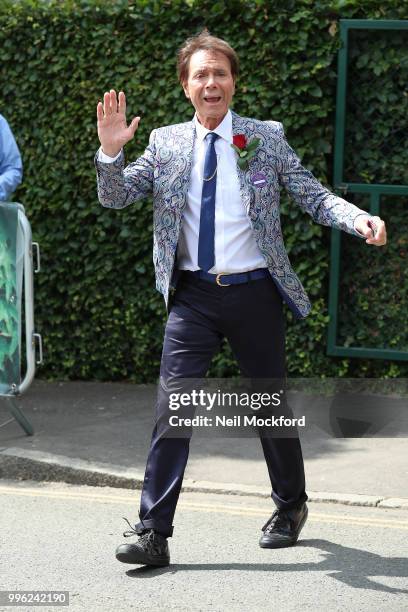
182, 49, 235, 127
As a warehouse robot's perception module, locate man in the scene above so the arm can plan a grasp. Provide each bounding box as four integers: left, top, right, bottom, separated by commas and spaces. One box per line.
95, 31, 387, 567
0, 114, 23, 201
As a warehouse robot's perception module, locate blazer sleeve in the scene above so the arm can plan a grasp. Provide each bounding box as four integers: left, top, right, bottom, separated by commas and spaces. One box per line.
275, 122, 369, 238
94, 129, 156, 209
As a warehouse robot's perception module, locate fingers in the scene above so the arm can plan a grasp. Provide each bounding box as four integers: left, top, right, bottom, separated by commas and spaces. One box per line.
356, 218, 375, 240
110, 89, 117, 114
103, 90, 112, 116
96, 101, 104, 122
129, 116, 141, 136
100, 89, 128, 119
118, 91, 126, 115
355, 215, 387, 246
366, 217, 387, 246
101, 89, 120, 116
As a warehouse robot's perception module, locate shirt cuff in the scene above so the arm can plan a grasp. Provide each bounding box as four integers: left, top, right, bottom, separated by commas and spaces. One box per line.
98, 147, 122, 163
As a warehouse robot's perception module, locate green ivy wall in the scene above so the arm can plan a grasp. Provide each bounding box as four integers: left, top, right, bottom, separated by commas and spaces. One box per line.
0, 0, 406, 381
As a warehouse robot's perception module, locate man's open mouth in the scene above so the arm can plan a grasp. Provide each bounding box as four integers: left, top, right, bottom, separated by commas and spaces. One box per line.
204, 96, 222, 103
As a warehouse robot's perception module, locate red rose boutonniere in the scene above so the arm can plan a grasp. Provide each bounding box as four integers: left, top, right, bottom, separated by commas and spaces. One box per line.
231, 134, 261, 170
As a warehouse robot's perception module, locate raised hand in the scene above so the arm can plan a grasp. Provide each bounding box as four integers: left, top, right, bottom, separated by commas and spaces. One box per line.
97, 89, 140, 158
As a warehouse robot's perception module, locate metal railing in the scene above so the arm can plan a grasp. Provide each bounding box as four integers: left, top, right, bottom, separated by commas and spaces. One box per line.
327, 19, 408, 361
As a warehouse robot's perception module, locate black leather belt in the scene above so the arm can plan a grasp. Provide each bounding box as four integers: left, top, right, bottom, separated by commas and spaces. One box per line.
185, 268, 270, 287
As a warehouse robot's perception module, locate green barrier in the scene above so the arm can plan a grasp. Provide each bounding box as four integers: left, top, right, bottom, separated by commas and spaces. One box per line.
0, 202, 21, 394
0, 202, 41, 435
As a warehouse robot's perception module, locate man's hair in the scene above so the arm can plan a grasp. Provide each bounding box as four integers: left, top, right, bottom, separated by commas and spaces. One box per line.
177, 29, 239, 84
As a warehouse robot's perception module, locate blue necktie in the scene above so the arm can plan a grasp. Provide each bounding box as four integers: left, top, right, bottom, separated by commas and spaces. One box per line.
198, 132, 219, 272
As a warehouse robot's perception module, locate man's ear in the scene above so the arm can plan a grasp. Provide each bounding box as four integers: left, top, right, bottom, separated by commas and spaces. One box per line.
182, 81, 190, 99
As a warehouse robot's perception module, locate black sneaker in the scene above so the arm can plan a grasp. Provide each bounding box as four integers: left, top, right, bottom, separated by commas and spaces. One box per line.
115, 518, 170, 566
259, 503, 308, 548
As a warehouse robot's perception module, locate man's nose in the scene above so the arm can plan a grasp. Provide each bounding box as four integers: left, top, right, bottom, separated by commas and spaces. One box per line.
205, 73, 217, 88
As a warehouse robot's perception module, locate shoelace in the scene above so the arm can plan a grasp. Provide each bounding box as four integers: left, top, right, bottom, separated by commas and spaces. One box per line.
137, 530, 158, 549
122, 516, 137, 538
122, 516, 160, 546
122, 516, 144, 538
122, 516, 164, 556
262, 509, 290, 533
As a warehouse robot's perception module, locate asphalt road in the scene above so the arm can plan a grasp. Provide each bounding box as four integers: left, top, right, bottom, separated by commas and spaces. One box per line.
0, 480, 407, 612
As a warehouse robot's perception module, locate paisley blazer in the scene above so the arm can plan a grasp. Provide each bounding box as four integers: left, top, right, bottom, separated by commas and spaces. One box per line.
95, 110, 367, 318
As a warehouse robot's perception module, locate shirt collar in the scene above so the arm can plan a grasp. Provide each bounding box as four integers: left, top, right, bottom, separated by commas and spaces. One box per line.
193, 109, 232, 144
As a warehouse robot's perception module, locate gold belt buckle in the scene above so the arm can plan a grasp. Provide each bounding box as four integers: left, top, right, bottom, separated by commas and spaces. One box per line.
216, 273, 231, 287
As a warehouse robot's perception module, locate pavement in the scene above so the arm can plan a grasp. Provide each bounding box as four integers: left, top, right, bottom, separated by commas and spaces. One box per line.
0, 380, 407, 510
2, 482, 408, 611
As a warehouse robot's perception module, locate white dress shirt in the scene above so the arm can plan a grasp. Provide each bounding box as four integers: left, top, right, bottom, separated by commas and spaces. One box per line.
177, 111, 266, 273
98, 110, 267, 273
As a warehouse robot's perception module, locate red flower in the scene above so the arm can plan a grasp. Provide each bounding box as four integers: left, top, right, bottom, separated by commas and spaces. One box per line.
233, 134, 247, 149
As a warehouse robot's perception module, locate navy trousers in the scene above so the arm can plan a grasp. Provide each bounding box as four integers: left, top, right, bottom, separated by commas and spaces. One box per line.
135, 271, 308, 537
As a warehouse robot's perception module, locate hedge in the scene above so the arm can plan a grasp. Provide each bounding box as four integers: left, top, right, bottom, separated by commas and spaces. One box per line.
0, 0, 407, 381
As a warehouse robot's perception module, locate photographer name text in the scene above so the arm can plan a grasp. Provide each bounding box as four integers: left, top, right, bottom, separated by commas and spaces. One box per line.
168, 415, 305, 428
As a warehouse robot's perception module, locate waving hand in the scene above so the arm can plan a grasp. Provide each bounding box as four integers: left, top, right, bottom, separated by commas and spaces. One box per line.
97, 89, 140, 158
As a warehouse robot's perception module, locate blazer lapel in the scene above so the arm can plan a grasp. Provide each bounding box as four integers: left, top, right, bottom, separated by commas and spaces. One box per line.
176, 120, 195, 213
231, 110, 253, 215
